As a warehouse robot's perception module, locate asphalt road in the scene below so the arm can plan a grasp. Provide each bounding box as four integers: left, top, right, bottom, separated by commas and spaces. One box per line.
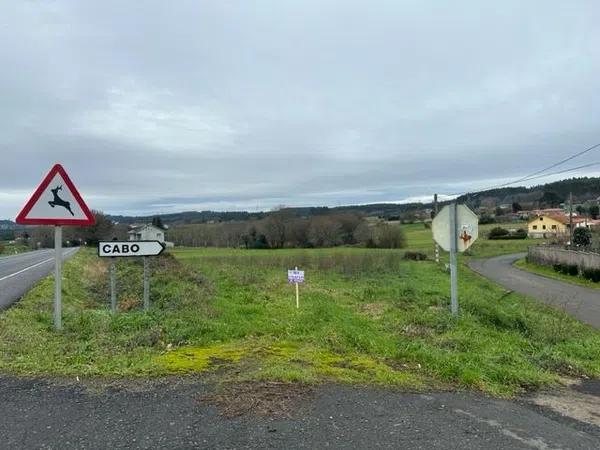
0, 248, 79, 310
0, 377, 598, 449
469, 253, 600, 328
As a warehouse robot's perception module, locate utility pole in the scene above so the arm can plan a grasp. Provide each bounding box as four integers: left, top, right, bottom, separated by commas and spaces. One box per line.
434, 193, 440, 263
569, 192, 573, 248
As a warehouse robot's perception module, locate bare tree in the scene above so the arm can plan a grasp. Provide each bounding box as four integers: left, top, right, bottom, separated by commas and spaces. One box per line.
29, 226, 54, 249
308, 216, 342, 247
285, 218, 311, 247
263, 208, 294, 248
332, 213, 363, 244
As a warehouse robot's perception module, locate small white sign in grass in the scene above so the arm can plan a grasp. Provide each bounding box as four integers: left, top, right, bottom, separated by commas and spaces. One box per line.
288, 267, 304, 308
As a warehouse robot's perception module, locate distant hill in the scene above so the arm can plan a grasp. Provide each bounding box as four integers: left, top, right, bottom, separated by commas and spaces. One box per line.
107, 203, 427, 225
108, 210, 265, 225
107, 176, 600, 225
0, 220, 18, 240
457, 177, 600, 208
0, 220, 17, 230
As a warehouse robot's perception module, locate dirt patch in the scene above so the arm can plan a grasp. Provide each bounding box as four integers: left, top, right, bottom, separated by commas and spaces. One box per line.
359, 302, 387, 318
529, 379, 600, 427
402, 324, 433, 338
198, 381, 314, 418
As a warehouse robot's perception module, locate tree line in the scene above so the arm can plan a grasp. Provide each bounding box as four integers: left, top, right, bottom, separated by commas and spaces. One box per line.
20, 211, 121, 248
18, 210, 406, 250
168, 210, 406, 249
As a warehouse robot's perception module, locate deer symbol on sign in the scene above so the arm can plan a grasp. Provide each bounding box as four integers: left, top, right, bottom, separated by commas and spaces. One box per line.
48, 185, 74, 216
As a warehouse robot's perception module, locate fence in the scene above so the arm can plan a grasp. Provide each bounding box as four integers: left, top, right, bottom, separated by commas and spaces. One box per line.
527, 246, 600, 271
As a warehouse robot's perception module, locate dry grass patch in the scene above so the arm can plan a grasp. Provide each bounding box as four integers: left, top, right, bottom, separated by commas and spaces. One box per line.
358, 302, 387, 319
198, 381, 314, 418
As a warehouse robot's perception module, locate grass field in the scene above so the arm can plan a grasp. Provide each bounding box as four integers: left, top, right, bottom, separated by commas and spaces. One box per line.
401, 222, 547, 259
1, 243, 599, 397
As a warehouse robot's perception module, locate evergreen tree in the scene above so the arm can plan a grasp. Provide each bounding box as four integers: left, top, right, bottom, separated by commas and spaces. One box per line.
573, 227, 592, 248
152, 216, 164, 229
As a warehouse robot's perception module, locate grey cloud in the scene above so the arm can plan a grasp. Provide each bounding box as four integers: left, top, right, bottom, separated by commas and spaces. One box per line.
2, 1, 600, 218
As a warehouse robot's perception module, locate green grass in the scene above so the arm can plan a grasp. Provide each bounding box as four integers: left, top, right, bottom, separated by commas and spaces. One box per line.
0, 241, 30, 255
401, 222, 548, 259
514, 259, 600, 290
1, 246, 599, 397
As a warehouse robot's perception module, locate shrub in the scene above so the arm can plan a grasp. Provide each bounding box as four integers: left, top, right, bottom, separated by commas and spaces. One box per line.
403, 251, 427, 261
573, 228, 592, 248
488, 227, 527, 240
567, 264, 579, 276
371, 223, 406, 249
514, 229, 528, 239
479, 215, 496, 225
582, 268, 600, 282
554, 263, 579, 276
250, 234, 269, 249
488, 227, 509, 239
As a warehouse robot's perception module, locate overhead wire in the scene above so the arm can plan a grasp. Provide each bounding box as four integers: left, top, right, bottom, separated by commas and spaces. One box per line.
448, 142, 600, 198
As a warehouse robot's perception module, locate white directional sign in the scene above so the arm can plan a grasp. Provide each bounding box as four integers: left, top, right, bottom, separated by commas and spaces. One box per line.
432, 204, 479, 253
98, 241, 165, 257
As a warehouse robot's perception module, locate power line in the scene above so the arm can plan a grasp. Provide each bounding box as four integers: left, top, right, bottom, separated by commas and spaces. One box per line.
451, 141, 600, 197
513, 161, 600, 183
494, 142, 600, 189
454, 161, 600, 198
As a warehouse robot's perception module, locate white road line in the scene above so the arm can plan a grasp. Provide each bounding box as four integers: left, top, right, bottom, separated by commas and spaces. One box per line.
0, 250, 77, 283
454, 409, 561, 450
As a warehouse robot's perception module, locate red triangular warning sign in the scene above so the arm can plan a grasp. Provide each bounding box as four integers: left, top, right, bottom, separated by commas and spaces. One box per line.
16, 164, 96, 226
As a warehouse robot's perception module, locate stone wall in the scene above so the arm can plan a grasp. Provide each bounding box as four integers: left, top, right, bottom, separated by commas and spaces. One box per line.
528, 246, 600, 271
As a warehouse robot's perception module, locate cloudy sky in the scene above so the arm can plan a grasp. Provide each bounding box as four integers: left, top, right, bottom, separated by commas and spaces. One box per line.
2, 1, 600, 219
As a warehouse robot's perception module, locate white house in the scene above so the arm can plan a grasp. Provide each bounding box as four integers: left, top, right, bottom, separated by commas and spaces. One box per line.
128, 224, 165, 243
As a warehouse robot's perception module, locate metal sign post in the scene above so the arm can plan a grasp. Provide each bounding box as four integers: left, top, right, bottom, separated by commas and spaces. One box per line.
432, 203, 478, 317
110, 259, 117, 314
434, 193, 440, 264
98, 240, 165, 312
54, 226, 63, 330
143, 257, 150, 310
449, 203, 459, 316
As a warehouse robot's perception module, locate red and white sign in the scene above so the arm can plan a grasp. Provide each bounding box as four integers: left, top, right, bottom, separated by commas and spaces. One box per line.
15, 164, 96, 226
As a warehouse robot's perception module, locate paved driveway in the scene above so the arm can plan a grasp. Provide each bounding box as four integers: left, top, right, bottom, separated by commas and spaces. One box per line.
469, 253, 600, 328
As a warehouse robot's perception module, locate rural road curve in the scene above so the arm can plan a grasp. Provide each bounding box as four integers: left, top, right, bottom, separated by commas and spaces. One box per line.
0, 377, 599, 449
469, 253, 600, 328
0, 247, 79, 310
